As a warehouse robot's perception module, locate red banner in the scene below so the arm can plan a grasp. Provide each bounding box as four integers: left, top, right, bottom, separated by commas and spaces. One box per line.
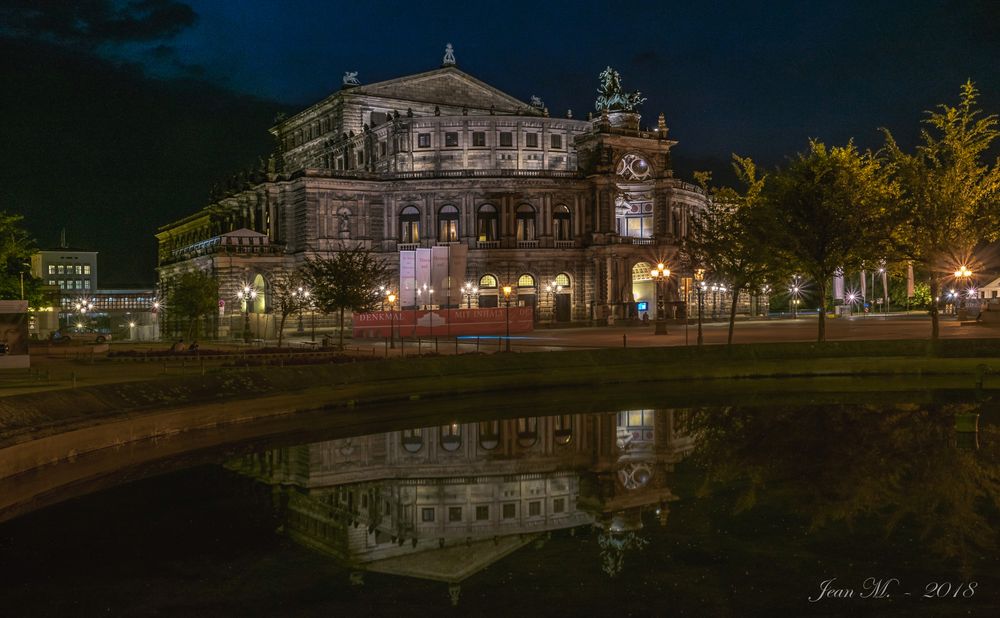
353, 307, 534, 338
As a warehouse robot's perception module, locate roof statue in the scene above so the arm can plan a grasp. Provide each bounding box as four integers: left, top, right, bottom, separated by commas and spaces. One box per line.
442, 43, 456, 66
594, 67, 646, 112
529, 95, 544, 108
343, 71, 360, 87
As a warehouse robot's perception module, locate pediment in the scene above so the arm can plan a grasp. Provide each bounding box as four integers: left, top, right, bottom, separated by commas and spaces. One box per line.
354, 67, 536, 114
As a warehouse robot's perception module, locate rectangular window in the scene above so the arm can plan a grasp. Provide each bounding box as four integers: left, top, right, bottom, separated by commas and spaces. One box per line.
75, 280, 82, 289
75, 265, 82, 274
528, 501, 541, 516
380, 141, 387, 157
525, 133, 538, 148
475, 505, 489, 521
418, 133, 431, 148
83, 265, 91, 274
48, 279, 56, 286
472, 131, 486, 147
421, 508, 435, 522
48, 265, 56, 274
448, 507, 462, 522
357, 152, 364, 165
444, 132, 459, 147
499, 132, 513, 147
553, 498, 565, 513
502, 503, 516, 519
57, 265, 65, 274
551, 134, 562, 149
84, 280, 91, 289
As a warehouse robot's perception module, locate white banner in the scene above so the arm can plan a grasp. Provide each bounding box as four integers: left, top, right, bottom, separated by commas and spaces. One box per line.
415, 248, 432, 304
859, 269, 867, 299
399, 250, 416, 308
833, 269, 844, 301
431, 245, 450, 306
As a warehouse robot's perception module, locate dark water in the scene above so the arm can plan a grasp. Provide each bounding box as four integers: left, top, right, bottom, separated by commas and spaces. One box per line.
1, 401, 998, 616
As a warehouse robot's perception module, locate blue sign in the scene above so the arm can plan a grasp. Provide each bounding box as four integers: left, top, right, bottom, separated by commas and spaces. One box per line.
637, 301, 648, 311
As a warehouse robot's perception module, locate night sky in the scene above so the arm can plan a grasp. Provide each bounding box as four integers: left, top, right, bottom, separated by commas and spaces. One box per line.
2, 1, 998, 285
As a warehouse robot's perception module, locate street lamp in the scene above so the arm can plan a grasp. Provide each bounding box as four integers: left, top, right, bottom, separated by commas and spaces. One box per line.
502, 284, 513, 352
789, 276, 802, 319
387, 292, 397, 348
236, 283, 257, 343
293, 286, 308, 333
650, 262, 670, 335
461, 282, 478, 309
954, 265, 973, 320
543, 282, 562, 324
694, 269, 705, 345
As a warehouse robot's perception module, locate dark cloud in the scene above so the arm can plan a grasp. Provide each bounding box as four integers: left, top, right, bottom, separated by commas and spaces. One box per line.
0, 0, 196, 47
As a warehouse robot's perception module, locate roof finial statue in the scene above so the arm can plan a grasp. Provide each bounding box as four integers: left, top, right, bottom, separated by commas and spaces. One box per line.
342, 71, 360, 87
442, 43, 456, 66
595, 67, 645, 112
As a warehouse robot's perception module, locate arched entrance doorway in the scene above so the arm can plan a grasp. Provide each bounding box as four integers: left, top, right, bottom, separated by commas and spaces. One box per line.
631, 262, 654, 321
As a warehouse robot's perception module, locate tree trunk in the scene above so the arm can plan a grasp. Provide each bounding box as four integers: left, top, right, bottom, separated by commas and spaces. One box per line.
277, 312, 288, 347
929, 274, 940, 340
338, 307, 346, 350
727, 288, 740, 345
817, 285, 827, 343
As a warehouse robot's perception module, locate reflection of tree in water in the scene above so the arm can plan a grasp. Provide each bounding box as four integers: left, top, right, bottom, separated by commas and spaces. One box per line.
598, 530, 649, 577
690, 404, 1000, 571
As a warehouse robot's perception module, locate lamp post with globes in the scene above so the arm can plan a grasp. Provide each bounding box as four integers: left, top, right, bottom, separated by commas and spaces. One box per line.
502, 284, 513, 352
543, 282, 563, 324
650, 263, 670, 335
954, 265, 973, 320
694, 269, 705, 345
461, 282, 478, 308
387, 292, 397, 349
236, 283, 256, 344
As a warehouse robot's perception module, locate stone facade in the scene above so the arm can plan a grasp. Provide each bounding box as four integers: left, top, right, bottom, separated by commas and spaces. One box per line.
156, 52, 711, 330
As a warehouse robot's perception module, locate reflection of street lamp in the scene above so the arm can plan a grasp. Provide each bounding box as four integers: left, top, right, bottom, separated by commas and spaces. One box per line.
650, 263, 670, 335
387, 292, 397, 348
694, 269, 705, 345
543, 282, 562, 324
502, 284, 513, 352
236, 283, 257, 343
789, 276, 802, 319
461, 282, 478, 308
954, 265, 973, 320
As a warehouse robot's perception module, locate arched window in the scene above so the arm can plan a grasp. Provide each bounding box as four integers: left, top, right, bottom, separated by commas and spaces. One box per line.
517, 273, 535, 288
438, 205, 459, 242
400, 206, 420, 243
252, 274, 267, 313
554, 273, 571, 287
478, 420, 500, 450
479, 274, 498, 289
553, 205, 572, 240
517, 417, 538, 448
554, 415, 573, 446
477, 204, 498, 242
401, 428, 424, 453
440, 423, 462, 452
515, 204, 536, 241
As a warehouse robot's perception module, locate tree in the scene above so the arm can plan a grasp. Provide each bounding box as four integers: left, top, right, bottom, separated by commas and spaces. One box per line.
0, 211, 42, 304
883, 81, 1000, 340
301, 246, 390, 349
166, 270, 218, 340
685, 159, 784, 345
763, 141, 899, 342
269, 271, 307, 348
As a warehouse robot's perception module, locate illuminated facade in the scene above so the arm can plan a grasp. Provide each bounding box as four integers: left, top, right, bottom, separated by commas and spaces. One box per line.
157, 46, 715, 333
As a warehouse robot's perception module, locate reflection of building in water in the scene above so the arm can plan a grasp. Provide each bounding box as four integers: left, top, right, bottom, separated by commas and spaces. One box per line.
228, 410, 695, 596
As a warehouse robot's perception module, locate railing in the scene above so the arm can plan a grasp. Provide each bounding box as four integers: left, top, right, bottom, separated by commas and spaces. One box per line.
476, 240, 500, 249
307, 168, 582, 181
516, 240, 539, 249
553, 240, 575, 249
398, 242, 420, 251
435, 240, 461, 246
164, 241, 286, 265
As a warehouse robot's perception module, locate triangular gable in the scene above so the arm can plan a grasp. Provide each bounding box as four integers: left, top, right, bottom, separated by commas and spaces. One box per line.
353, 67, 537, 114
221, 228, 268, 238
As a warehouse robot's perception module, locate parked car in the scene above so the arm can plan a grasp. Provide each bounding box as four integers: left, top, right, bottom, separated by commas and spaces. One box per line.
51, 327, 111, 344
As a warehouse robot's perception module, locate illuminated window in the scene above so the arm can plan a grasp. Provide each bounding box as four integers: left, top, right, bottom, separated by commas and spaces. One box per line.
83, 265, 91, 274
438, 205, 459, 242
418, 133, 431, 148
472, 132, 486, 147
399, 206, 420, 243
517, 274, 535, 288
84, 280, 90, 290
48, 265, 55, 274
554, 415, 572, 445
479, 420, 501, 450
515, 204, 536, 241
477, 204, 498, 241
57, 265, 65, 274
479, 274, 498, 289
554, 273, 571, 287
440, 423, 462, 452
